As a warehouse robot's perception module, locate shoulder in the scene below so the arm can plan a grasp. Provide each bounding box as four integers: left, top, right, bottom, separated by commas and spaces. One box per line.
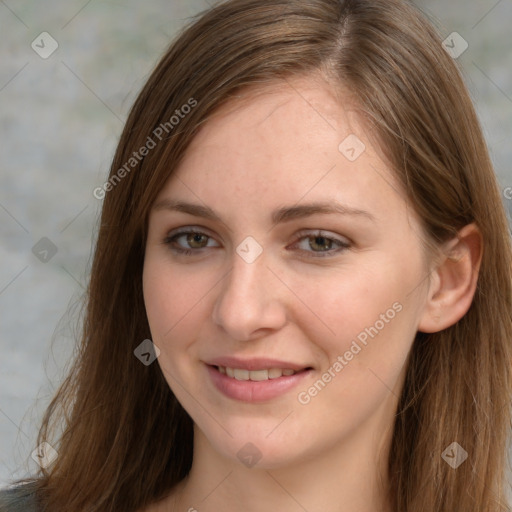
0, 481, 39, 512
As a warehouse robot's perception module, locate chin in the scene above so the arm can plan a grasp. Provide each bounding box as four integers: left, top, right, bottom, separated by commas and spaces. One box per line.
197, 422, 316, 471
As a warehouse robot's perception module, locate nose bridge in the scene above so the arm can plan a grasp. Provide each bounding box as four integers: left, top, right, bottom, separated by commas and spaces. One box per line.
212, 241, 285, 339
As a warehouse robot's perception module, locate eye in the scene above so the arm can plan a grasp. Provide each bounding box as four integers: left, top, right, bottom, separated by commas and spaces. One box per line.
163, 228, 219, 255
290, 230, 350, 258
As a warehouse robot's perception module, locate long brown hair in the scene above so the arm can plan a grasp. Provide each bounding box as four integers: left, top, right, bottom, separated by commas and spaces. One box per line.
13, 0, 512, 510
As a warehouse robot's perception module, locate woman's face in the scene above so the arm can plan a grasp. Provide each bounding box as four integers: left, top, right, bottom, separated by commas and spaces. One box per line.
143, 76, 433, 469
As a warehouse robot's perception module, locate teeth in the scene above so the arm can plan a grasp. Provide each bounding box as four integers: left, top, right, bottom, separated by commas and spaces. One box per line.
268, 368, 284, 379
234, 369, 250, 380
245, 369, 268, 381
218, 366, 299, 381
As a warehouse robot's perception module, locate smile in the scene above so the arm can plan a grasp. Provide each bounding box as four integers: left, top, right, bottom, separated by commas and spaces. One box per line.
206, 364, 312, 402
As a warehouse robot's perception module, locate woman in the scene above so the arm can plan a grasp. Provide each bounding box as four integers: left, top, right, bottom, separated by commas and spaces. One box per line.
1, 0, 511, 511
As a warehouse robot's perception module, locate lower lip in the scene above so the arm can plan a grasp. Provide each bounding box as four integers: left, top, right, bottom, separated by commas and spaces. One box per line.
206, 364, 313, 403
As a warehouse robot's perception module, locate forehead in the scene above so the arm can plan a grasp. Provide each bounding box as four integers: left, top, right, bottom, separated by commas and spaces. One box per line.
186, 76, 360, 158
158, 75, 407, 223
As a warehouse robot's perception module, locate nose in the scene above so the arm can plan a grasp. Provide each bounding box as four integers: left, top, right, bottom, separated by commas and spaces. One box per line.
211, 245, 288, 341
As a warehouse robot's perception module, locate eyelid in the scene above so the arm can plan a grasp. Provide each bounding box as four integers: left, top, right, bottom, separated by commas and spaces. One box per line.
166, 225, 216, 238
292, 229, 351, 246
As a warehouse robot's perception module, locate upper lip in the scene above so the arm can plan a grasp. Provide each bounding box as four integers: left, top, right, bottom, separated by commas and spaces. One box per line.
206, 356, 312, 371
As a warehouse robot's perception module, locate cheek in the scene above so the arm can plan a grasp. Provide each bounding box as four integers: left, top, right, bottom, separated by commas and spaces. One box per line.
286, 258, 422, 405
142, 255, 220, 379
291, 267, 416, 429
288, 260, 411, 347
143, 254, 208, 337
143, 265, 174, 338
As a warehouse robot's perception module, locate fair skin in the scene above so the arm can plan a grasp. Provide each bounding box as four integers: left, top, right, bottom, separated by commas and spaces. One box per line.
142, 75, 482, 512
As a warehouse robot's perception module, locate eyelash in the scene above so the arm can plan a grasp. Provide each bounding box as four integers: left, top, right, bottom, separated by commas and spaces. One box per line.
162, 228, 351, 258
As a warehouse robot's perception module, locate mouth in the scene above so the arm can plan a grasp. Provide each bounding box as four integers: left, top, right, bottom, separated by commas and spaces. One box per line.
205, 363, 314, 402
214, 365, 312, 381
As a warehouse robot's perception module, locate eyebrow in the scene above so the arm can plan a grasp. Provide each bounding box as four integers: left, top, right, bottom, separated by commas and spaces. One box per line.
153, 199, 376, 224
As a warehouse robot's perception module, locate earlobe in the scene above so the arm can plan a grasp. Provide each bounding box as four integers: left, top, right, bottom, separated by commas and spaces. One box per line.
418, 223, 483, 334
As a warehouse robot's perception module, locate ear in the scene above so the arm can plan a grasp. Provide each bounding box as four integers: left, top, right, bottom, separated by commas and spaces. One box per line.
418, 223, 483, 333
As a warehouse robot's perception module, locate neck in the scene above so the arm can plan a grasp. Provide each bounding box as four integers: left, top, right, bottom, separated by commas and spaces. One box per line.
169, 416, 394, 512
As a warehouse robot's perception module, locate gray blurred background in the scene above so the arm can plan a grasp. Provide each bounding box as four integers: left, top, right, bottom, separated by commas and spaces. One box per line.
1, 0, 511, 488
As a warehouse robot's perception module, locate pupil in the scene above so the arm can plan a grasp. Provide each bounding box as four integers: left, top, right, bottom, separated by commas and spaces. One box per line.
188, 233, 206, 247
312, 236, 330, 251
